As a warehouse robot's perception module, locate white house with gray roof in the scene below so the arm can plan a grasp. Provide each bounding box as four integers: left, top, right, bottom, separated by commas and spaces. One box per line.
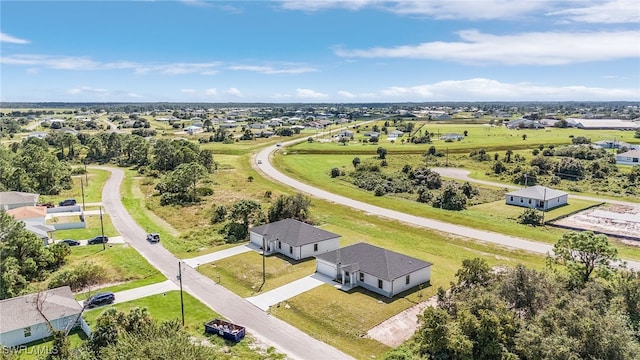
505, 185, 568, 211
315, 243, 432, 298
0, 192, 39, 211
615, 149, 640, 166
0, 286, 90, 348
250, 219, 340, 261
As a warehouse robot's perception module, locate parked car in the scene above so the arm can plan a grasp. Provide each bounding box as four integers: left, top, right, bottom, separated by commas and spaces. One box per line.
60, 239, 80, 246
88, 235, 109, 245
257, 159, 262, 164
38, 202, 55, 208
58, 199, 77, 206
146, 233, 160, 243
85, 292, 115, 308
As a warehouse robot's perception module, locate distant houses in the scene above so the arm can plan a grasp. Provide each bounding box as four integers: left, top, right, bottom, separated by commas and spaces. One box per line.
505, 185, 568, 211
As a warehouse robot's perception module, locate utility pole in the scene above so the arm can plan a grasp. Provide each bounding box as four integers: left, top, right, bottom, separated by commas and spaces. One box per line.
80, 179, 85, 211
445, 147, 449, 167
178, 262, 185, 326
261, 236, 266, 289
99, 207, 105, 251
84, 158, 88, 184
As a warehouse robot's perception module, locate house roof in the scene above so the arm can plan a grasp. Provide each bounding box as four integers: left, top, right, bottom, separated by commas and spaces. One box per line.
315, 243, 432, 281
0, 192, 39, 206
389, 130, 404, 135
0, 286, 82, 333
6, 206, 47, 220
617, 149, 640, 158
506, 185, 567, 200
250, 218, 340, 247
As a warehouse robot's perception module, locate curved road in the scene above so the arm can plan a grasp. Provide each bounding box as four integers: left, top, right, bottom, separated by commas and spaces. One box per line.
255, 143, 640, 271
100, 167, 352, 360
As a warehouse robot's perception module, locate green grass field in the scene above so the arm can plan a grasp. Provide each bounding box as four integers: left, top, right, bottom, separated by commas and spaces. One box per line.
51, 213, 119, 240
39, 169, 110, 204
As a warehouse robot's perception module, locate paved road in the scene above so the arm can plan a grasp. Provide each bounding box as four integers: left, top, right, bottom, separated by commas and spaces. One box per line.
255, 145, 640, 271
100, 167, 352, 360
432, 167, 640, 206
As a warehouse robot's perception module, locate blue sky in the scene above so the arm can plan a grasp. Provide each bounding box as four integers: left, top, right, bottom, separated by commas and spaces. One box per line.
1, 0, 639, 102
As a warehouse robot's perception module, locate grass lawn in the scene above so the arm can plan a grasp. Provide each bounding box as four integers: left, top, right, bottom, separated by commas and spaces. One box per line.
274, 152, 640, 262
82, 291, 278, 359
43, 244, 164, 299
198, 251, 316, 297
15, 329, 88, 360
51, 213, 119, 240
39, 169, 110, 204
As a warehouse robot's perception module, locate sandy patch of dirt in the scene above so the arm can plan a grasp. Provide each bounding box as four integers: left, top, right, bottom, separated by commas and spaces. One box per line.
366, 296, 437, 347
553, 204, 640, 244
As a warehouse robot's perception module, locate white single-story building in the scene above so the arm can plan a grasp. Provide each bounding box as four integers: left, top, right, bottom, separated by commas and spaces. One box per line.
505, 185, 568, 211
439, 133, 464, 141
387, 130, 405, 139
6, 206, 54, 244
616, 149, 640, 165
250, 219, 341, 261
315, 243, 432, 298
0, 286, 90, 348
0, 192, 40, 211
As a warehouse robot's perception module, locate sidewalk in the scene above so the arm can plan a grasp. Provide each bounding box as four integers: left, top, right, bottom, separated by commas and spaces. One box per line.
82, 279, 177, 306
182, 244, 253, 267
246, 273, 334, 311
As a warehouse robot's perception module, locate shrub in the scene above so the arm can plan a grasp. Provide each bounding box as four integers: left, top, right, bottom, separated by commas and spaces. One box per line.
374, 185, 386, 197
330, 167, 341, 178
196, 187, 213, 196
211, 205, 227, 224
518, 208, 543, 225
48, 261, 106, 291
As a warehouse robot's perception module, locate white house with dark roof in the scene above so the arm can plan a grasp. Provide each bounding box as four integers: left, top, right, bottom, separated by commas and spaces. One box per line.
0, 286, 90, 347
250, 219, 340, 261
505, 185, 568, 210
0, 192, 40, 211
616, 149, 640, 165
315, 243, 432, 298
387, 130, 404, 139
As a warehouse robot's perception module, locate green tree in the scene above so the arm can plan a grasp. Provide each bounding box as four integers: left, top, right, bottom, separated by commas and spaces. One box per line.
352, 157, 361, 168
267, 193, 311, 223
376, 146, 387, 159
432, 183, 467, 210
517, 208, 543, 226
455, 258, 492, 290
155, 162, 207, 205
551, 231, 619, 284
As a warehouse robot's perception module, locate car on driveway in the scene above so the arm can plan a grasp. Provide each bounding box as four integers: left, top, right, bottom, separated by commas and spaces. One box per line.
88, 235, 109, 245
58, 199, 77, 206
60, 239, 80, 246
146, 233, 160, 243
85, 292, 115, 308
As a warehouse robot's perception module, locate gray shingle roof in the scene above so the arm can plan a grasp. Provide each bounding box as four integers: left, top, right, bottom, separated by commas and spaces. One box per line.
617, 150, 640, 158
506, 185, 567, 200
315, 243, 432, 281
250, 219, 340, 247
0, 192, 39, 206
0, 286, 82, 333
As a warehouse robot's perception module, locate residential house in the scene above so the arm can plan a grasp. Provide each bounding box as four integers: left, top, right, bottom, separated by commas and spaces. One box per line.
6, 206, 55, 244
432, 113, 452, 120
593, 139, 638, 151
27, 131, 49, 140
0, 192, 39, 211
363, 131, 380, 138
572, 119, 640, 130
0, 286, 90, 348
336, 130, 354, 138
615, 150, 640, 165
439, 133, 464, 141
250, 219, 340, 261
505, 118, 543, 129
387, 130, 404, 139
315, 243, 432, 298
505, 185, 568, 210
185, 125, 203, 135
250, 123, 268, 129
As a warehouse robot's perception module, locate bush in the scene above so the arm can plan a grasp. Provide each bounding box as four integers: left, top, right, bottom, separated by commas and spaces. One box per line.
48, 261, 106, 291
71, 167, 87, 175
432, 183, 467, 210
374, 185, 386, 196
518, 208, 543, 225
196, 187, 213, 196
330, 167, 341, 178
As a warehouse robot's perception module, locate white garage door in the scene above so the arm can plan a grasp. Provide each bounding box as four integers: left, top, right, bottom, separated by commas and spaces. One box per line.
316, 260, 336, 278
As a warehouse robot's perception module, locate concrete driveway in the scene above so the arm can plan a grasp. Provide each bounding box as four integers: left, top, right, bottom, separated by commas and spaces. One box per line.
82, 280, 178, 307
246, 273, 334, 311
183, 244, 253, 268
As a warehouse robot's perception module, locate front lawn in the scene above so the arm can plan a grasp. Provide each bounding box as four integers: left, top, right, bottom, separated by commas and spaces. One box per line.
52, 213, 119, 240
39, 169, 110, 204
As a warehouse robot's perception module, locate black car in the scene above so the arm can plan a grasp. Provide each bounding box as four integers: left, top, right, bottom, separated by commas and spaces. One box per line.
58, 199, 77, 206
60, 239, 80, 246
146, 233, 160, 243
86, 292, 115, 308
88, 235, 109, 245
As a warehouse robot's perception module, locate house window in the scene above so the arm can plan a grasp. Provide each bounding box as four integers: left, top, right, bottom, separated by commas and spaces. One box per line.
406, 275, 410, 285
278, 241, 281, 249
24, 327, 32, 337
359, 273, 364, 282
289, 246, 293, 254
314, 243, 318, 252
520, 198, 523, 203
528, 199, 531, 204
378, 279, 383, 289
510, 196, 513, 201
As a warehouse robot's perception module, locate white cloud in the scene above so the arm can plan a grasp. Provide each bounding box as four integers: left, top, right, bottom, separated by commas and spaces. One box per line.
180, 0, 210, 7
296, 88, 329, 99
1, 54, 221, 75
547, 0, 639, 24
334, 30, 640, 65
205, 88, 217, 96
279, 0, 548, 20
128, 93, 144, 98
364, 78, 639, 101
226, 87, 242, 97
67, 86, 108, 95
337, 90, 356, 98
0, 32, 30, 44
229, 64, 318, 74
181, 89, 197, 94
